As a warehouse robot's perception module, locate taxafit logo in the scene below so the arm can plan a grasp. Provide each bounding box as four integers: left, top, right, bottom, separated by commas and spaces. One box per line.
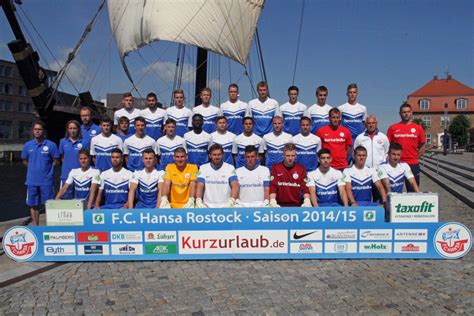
2, 226, 38, 261
434, 223, 472, 259
92, 213, 105, 224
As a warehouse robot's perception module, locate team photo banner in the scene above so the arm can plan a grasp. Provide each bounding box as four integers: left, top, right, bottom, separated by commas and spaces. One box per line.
3, 207, 472, 261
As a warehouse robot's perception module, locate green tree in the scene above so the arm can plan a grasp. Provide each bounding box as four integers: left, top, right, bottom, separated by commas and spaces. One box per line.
413, 118, 427, 130
449, 115, 470, 146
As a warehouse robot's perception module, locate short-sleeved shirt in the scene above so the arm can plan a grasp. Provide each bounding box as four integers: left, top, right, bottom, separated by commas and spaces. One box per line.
220, 100, 250, 135
59, 137, 89, 180
280, 101, 308, 136
292, 133, 321, 172
114, 108, 141, 135
236, 165, 270, 207
164, 163, 198, 208
210, 131, 236, 165
263, 131, 293, 170
140, 107, 166, 140
65, 167, 101, 200
306, 167, 345, 206
90, 133, 124, 172
248, 97, 281, 136
99, 167, 132, 209
338, 102, 368, 139
353, 130, 390, 168
306, 103, 332, 134
81, 123, 101, 144
316, 125, 352, 170
191, 104, 222, 133
123, 134, 156, 171
387, 122, 426, 165
270, 163, 308, 207
232, 133, 265, 168
377, 162, 414, 193
21, 139, 60, 186
198, 162, 238, 208
155, 135, 187, 170
343, 166, 379, 202
164, 106, 193, 137
184, 130, 212, 167
130, 169, 164, 208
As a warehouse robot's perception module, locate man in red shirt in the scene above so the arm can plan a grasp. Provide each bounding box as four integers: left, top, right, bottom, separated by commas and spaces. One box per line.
269, 143, 311, 207
387, 103, 426, 191
316, 108, 352, 170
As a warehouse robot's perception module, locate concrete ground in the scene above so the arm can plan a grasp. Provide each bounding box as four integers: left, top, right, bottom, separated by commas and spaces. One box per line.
0, 174, 473, 315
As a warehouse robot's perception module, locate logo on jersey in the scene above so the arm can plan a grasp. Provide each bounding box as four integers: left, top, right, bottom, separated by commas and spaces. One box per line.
91, 130, 97, 135
410, 128, 416, 133
339, 132, 344, 137
77, 143, 83, 149
184, 173, 190, 179
292, 173, 299, 180
3, 227, 38, 261
434, 223, 472, 259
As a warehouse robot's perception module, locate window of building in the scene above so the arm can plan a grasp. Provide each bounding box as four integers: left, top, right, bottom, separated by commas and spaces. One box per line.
0, 84, 12, 94
425, 133, 431, 145
0, 100, 13, 111
441, 117, 450, 127
419, 99, 430, 110
3, 67, 12, 77
0, 120, 12, 139
19, 121, 32, 139
456, 98, 467, 110
18, 86, 27, 96
422, 116, 431, 127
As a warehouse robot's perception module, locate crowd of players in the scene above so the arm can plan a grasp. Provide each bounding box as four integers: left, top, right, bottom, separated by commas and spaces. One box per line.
22, 82, 425, 225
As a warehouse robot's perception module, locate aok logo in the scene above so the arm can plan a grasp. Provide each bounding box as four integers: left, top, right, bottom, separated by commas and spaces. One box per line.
395, 201, 434, 213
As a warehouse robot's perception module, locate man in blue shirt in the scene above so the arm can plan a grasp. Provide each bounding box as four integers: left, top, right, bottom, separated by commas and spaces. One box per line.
21, 121, 60, 225
80, 106, 100, 144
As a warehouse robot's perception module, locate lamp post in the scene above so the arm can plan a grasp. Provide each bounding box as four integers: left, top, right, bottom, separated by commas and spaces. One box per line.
443, 102, 448, 156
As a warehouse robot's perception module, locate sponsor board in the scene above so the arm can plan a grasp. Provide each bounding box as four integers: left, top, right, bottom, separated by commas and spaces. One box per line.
43, 232, 75, 243
394, 242, 427, 253
78, 244, 110, 255
324, 242, 357, 253
77, 232, 109, 243
325, 229, 357, 240
394, 229, 428, 240
44, 245, 76, 256
389, 193, 438, 222
2, 226, 38, 261
111, 244, 144, 255
110, 231, 143, 242
179, 230, 287, 254
434, 223, 472, 259
290, 230, 323, 241
290, 242, 323, 254
359, 229, 392, 240
144, 231, 177, 242
359, 242, 392, 253
145, 244, 178, 254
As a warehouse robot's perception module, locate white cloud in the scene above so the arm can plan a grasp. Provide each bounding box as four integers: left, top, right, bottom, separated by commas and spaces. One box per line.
144, 60, 196, 84
47, 48, 89, 90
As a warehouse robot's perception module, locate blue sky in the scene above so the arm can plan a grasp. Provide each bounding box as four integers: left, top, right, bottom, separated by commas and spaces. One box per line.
1, 0, 472, 131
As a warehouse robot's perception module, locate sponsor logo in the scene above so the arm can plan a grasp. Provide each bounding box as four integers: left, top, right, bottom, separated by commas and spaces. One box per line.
44, 245, 76, 256
3, 227, 38, 261
77, 232, 109, 243
359, 229, 392, 240
145, 244, 178, 254
325, 229, 357, 240
290, 242, 322, 254
110, 231, 143, 242
394, 229, 428, 240
324, 242, 357, 253
92, 213, 105, 224
78, 244, 110, 255
291, 230, 323, 241
410, 128, 416, 133
434, 223, 472, 259
395, 201, 435, 213
145, 231, 177, 242
394, 242, 427, 253
111, 244, 144, 255
43, 232, 75, 243
359, 242, 392, 253
363, 210, 376, 222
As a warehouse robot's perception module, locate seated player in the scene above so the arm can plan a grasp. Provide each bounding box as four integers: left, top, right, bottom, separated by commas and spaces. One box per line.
236, 145, 271, 207
156, 118, 187, 170
306, 148, 348, 207
196, 144, 239, 208
269, 143, 311, 207
123, 117, 156, 171
127, 149, 164, 209
343, 146, 387, 206
184, 114, 212, 167
95, 148, 132, 209
56, 150, 100, 209
377, 143, 420, 193
159, 147, 198, 208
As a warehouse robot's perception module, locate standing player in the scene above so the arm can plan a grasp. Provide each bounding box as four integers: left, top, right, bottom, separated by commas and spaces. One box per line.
353, 115, 389, 168
377, 143, 420, 194
22, 121, 60, 225
165, 89, 193, 137
316, 108, 352, 170
90, 117, 123, 172
292, 116, 321, 172
192, 88, 222, 133
343, 146, 387, 206
232, 117, 265, 168
123, 117, 156, 171
116, 116, 132, 141
95, 148, 132, 209
387, 103, 426, 191
113, 92, 141, 135
338, 83, 368, 140
306, 149, 348, 207
140, 92, 166, 140
80, 106, 100, 145
156, 118, 187, 170
269, 143, 311, 207
184, 114, 212, 167
159, 147, 198, 208
127, 149, 164, 209
248, 81, 281, 136
210, 116, 236, 165
195, 144, 239, 208
220, 83, 250, 135
280, 86, 308, 136
263, 116, 293, 170
236, 145, 271, 207
56, 150, 100, 209
307, 86, 332, 134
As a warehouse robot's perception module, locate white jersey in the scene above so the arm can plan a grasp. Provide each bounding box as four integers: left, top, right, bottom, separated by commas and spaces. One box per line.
99, 167, 133, 208
377, 162, 414, 193
232, 133, 265, 168
139, 107, 166, 140
184, 130, 212, 167
65, 167, 101, 200
210, 130, 236, 165
306, 167, 345, 206
156, 135, 187, 170
353, 131, 390, 168
123, 134, 156, 171
130, 169, 164, 208
236, 165, 270, 207
292, 133, 321, 172
164, 106, 193, 137
220, 100, 250, 135
248, 97, 281, 136
191, 104, 222, 133
90, 133, 124, 172
343, 165, 379, 202
279, 101, 308, 136
338, 102, 368, 139
263, 131, 293, 169
198, 162, 238, 208
114, 108, 141, 134
306, 103, 332, 133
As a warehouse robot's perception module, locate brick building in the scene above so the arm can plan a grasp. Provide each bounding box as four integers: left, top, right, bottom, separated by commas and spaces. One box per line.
409, 75, 474, 149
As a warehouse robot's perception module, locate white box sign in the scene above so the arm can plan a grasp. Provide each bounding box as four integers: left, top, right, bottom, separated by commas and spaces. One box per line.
46, 200, 84, 226
388, 193, 439, 223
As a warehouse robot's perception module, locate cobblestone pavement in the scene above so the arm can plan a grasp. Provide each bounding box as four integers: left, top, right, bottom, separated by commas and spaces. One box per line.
1, 175, 473, 315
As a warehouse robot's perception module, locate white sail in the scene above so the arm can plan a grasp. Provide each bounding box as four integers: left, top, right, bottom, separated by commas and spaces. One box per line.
108, 0, 264, 79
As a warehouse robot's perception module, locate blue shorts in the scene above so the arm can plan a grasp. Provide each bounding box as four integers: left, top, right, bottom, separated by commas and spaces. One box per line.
356, 201, 379, 206
100, 203, 124, 210
136, 201, 156, 209
319, 202, 341, 207
26, 185, 54, 207
60, 179, 74, 199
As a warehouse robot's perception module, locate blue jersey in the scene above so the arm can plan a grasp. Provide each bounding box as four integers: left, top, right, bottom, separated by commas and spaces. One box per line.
210, 131, 236, 165
192, 105, 221, 133
21, 139, 60, 186
81, 123, 100, 144
220, 100, 250, 135
306, 168, 345, 206
184, 131, 212, 167
90, 134, 124, 172
99, 168, 132, 209
165, 106, 193, 137
306, 103, 332, 134
338, 102, 367, 139
263, 132, 293, 170
248, 97, 281, 136
377, 162, 414, 193
123, 135, 156, 171
232, 133, 265, 168
343, 166, 379, 202
65, 167, 101, 200
59, 137, 88, 180
113, 108, 141, 135
280, 101, 308, 136
140, 107, 166, 140
116, 132, 132, 142
292, 133, 321, 172
130, 169, 164, 208
156, 135, 187, 170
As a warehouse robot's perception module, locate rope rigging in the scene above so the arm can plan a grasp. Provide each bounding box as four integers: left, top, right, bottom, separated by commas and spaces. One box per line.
292, 0, 306, 85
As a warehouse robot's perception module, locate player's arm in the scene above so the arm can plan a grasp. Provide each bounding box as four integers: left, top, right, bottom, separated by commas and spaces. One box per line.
268, 168, 280, 207
22, 159, 28, 167
407, 178, 420, 192
94, 188, 103, 209
55, 183, 71, 200
263, 186, 270, 201
126, 182, 138, 209
159, 178, 171, 207
338, 184, 349, 207
196, 182, 205, 199
345, 182, 358, 206
308, 186, 319, 207
230, 179, 239, 199
87, 183, 98, 209
417, 142, 426, 157
374, 180, 387, 206
188, 180, 197, 199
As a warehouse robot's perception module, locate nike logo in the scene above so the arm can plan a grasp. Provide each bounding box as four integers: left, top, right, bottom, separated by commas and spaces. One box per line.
293, 231, 318, 240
